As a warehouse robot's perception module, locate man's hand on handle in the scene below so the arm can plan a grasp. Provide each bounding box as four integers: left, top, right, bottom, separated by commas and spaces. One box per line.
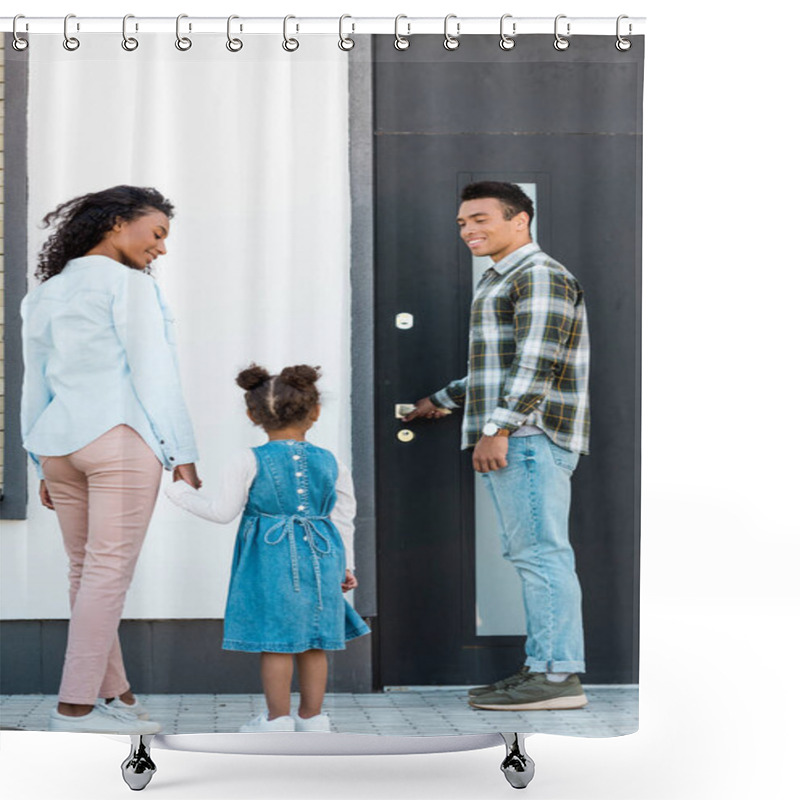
403, 397, 450, 422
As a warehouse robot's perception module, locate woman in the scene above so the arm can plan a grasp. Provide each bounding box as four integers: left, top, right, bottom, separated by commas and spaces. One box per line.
21, 185, 200, 734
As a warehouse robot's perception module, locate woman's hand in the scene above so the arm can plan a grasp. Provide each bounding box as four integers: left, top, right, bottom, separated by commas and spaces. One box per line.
39, 480, 55, 510
173, 463, 202, 489
341, 569, 358, 593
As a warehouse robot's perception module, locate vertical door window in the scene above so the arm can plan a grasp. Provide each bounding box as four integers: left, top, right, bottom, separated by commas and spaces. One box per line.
474, 182, 537, 636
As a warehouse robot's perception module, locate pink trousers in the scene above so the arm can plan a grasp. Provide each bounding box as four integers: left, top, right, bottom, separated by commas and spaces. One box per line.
40, 425, 162, 705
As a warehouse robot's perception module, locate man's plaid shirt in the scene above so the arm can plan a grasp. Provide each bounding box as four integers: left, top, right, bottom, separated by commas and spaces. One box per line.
430, 242, 590, 454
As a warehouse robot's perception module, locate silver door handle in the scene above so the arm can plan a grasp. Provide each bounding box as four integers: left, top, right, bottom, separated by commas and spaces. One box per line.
395, 403, 417, 419
394, 403, 451, 419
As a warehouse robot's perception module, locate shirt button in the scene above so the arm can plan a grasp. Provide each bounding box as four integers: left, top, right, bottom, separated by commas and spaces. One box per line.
297, 488, 304, 494
303, 536, 308, 542
296, 472, 303, 477
298, 505, 305, 511
169, 457, 175, 462
293, 455, 301, 461
160, 440, 165, 445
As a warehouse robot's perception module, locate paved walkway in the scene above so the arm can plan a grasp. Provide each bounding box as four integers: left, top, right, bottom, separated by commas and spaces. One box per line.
1, 686, 637, 737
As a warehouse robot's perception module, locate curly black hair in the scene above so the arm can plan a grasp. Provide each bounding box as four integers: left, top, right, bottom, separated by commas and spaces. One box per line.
460, 181, 534, 229
36, 185, 175, 282
237, 364, 322, 431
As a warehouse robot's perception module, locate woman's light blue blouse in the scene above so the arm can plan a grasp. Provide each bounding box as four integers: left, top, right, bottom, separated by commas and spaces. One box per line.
21, 255, 198, 478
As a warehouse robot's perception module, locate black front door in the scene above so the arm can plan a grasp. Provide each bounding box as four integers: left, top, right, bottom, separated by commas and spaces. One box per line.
373, 35, 643, 686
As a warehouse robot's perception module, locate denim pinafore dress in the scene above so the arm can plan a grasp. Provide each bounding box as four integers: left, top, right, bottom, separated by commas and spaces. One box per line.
222, 440, 370, 653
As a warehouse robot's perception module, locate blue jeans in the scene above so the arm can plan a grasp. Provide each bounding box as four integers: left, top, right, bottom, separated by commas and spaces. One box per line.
481, 435, 585, 674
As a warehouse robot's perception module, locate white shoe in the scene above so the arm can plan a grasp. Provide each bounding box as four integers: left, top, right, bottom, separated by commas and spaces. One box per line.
49, 703, 161, 734
295, 713, 331, 732
107, 696, 150, 720
238, 712, 296, 733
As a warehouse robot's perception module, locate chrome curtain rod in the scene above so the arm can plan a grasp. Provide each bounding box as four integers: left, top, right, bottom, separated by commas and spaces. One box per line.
1, 15, 646, 37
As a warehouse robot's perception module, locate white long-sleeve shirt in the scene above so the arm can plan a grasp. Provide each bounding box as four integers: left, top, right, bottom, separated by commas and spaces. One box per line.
164, 449, 357, 570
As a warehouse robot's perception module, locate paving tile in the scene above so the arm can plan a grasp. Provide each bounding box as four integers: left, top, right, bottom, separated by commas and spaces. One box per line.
0, 689, 637, 735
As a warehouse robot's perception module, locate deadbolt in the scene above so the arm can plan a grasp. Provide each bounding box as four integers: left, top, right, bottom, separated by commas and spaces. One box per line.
397, 429, 415, 443
395, 313, 414, 330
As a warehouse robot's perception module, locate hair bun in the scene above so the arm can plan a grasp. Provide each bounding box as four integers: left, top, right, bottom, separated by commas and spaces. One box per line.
236, 364, 271, 391
280, 365, 321, 390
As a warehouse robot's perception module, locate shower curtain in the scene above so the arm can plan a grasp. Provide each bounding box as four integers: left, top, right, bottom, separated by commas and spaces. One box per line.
1, 22, 643, 741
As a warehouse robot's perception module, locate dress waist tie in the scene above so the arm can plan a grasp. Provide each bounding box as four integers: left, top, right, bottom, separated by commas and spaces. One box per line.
253, 512, 332, 611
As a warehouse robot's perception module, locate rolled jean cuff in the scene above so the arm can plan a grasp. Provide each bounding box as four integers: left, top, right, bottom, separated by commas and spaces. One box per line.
524, 659, 585, 674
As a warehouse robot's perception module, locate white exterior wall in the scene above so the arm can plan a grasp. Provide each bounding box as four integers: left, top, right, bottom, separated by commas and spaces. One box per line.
0, 34, 351, 620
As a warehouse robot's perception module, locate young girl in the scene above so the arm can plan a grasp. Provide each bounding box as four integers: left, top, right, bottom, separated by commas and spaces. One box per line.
165, 364, 369, 732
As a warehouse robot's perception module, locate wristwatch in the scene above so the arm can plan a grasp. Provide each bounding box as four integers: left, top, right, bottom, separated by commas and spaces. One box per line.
482, 422, 502, 437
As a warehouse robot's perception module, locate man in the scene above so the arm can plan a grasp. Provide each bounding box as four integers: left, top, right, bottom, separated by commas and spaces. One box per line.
405, 182, 590, 711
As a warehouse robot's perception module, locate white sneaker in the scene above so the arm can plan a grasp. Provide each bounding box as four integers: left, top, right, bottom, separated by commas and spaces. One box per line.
295, 713, 331, 732
49, 703, 161, 734
107, 696, 150, 719
238, 712, 296, 733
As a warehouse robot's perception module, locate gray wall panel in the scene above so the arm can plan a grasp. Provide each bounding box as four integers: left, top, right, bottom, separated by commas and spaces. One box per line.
1, 620, 372, 694
374, 35, 643, 136
1, 34, 29, 519
0, 622, 41, 694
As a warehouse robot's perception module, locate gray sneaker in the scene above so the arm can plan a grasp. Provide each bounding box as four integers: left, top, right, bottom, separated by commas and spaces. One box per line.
469, 673, 588, 711
468, 666, 530, 698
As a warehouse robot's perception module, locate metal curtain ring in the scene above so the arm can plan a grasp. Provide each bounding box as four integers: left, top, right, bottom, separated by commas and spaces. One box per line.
226, 15, 243, 51
283, 15, 300, 52
554, 14, 570, 51
12, 15, 29, 51
122, 14, 139, 51
394, 15, 410, 51
338, 14, 355, 51
499, 14, 516, 51
175, 14, 192, 51
443, 14, 460, 51
616, 14, 632, 51
63, 13, 80, 51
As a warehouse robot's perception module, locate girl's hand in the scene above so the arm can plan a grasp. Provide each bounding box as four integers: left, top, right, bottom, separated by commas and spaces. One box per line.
39, 480, 54, 510
341, 569, 358, 593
